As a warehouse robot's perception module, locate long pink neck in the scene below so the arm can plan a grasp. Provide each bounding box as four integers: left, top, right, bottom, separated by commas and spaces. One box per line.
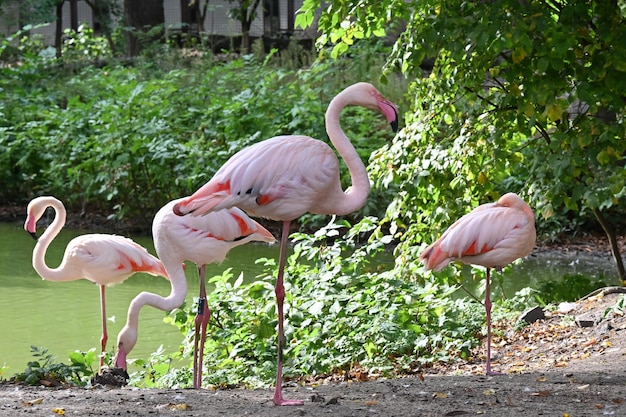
119, 260, 188, 354
32, 200, 78, 282
323, 93, 370, 215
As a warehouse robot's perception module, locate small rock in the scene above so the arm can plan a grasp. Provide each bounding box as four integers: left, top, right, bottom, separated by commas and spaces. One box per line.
519, 306, 546, 324
575, 315, 598, 328
325, 396, 340, 405
311, 393, 325, 403
557, 302, 578, 314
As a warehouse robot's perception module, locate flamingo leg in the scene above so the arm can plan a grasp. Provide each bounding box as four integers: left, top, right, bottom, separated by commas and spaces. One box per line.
99, 284, 107, 373
272, 221, 303, 406
193, 264, 210, 389
484, 268, 502, 376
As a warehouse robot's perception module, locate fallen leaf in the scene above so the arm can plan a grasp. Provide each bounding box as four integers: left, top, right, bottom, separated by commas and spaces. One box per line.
364, 401, 378, 406
156, 403, 191, 411
433, 392, 449, 399
22, 398, 44, 406
577, 384, 590, 390
536, 376, 547, 382
531, 390, 551, 397
594, 404, 604, 409
169, 403, 190, 411
483, 389, 495, 396
52, 407, 65, 415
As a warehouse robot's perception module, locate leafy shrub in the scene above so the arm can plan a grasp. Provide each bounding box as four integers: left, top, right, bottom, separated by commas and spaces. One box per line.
13, 346, 95, 386
164, 218, 486, 388
2, 38, 407, 228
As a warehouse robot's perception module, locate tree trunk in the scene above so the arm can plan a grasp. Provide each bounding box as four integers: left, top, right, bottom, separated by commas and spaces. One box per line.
69, 0, 79, 30
241, 19, 251, 53
85, 0, 117, 53
592, 207, 626, 285
123, 0, 165, 57
55, 0, 64, 59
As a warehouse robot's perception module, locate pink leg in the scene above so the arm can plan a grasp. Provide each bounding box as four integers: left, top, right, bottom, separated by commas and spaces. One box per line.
193, 264, 210, 389
484, 269, 502, 376
99, 285, 107, 373
272, 221, 303, 406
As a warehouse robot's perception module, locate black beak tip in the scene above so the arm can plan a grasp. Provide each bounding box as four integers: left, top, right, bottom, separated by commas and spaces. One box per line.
28, 231, 38, 241
390, 118, 399, 133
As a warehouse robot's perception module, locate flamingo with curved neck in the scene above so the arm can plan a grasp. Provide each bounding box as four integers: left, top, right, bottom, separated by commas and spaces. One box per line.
24, 196, 168, 372
113, 198, 275, 388
172, 82, 400, 405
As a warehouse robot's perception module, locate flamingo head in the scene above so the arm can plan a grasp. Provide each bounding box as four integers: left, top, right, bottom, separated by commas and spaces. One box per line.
113, 325, 138, 370
24, 196, 65, 240
335, 82, 400, 133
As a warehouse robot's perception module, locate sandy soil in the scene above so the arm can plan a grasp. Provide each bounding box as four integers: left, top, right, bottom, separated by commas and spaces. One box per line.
2, 289, 625, 417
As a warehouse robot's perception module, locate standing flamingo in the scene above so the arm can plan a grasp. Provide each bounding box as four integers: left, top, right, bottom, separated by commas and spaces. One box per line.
113, 198, 275, 389
24, 196, 169, 372
172, 82, 399, 405
419, 193, 536, 375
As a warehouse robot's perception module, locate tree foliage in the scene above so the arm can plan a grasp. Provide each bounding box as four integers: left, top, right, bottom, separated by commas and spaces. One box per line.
298, 0, 626, 280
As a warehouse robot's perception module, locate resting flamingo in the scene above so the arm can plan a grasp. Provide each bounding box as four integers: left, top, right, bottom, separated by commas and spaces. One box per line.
113, 198, 275, 389
24, 196, 169, 373
419, 193, 536, 375
172, 82, 399, 405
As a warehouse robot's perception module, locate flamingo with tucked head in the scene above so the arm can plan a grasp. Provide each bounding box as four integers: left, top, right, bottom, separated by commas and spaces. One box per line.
113, 198, 275, 388
24, 196, 169, 372
420, 193, 536, 375
172, 82, 399, 405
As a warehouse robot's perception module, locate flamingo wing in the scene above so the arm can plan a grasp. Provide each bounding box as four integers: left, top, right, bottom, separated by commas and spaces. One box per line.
67, 234, 168, 285
174, 136, 340, 221
155, 200, 275, 268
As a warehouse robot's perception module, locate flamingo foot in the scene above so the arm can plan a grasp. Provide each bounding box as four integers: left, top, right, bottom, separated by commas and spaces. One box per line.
486, 369, 504, 376
272, 389, 304, 406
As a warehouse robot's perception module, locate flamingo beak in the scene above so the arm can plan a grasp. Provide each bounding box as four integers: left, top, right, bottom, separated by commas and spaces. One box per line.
113, 348, 128, 370
28, 231, 38, 241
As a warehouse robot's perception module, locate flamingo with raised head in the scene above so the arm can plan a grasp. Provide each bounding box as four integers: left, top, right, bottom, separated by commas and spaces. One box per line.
113, 198, 275, 388
172, 82, 399, 405
24, 196, 169, 372
419, 193, 536, 375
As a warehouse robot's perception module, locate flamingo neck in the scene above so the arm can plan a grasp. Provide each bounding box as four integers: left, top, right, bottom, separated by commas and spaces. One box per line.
324, 94, 370, 215
32, 200, 77, 282
118, 261, 188, 355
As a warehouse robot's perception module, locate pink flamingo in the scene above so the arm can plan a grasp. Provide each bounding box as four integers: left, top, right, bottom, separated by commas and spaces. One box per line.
24, 196, 169, 373
419, 193, 536, 375
172, 82, 399, 405
113, 198, 275, 389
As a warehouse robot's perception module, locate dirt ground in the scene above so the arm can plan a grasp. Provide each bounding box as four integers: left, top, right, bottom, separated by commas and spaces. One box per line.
2, 206, 626, 416
2, 287, 626, 416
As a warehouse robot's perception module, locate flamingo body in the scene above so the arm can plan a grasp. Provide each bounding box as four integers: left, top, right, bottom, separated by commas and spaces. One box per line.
172, 82, 400, 405
113, 199, 275, 388
420, 193, 536, 374
24, 196, 168, 372
173, 82, 399, 219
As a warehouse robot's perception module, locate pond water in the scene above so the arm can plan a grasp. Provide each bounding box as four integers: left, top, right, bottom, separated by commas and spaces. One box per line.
0, 222, 620, 376
0, 222, 277, 376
